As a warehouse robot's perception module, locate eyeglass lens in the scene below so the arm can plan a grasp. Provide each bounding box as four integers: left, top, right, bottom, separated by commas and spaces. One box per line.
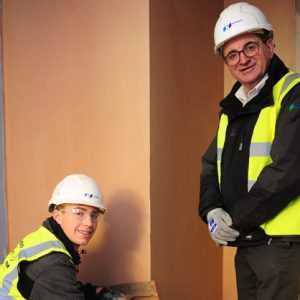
224, 41, 261, 66
60, 207, 101, 222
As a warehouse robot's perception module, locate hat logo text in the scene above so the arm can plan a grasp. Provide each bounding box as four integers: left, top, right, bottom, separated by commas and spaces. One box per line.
223, 19, 243, 32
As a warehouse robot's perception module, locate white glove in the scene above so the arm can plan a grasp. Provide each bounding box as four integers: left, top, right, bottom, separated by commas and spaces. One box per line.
207, 208, 239, 246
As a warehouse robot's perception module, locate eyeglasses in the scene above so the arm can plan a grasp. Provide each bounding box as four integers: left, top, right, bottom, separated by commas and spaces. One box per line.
59, 207, 102, 223
223, 40, 264, 66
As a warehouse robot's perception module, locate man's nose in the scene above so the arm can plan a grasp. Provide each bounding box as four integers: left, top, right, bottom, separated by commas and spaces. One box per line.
239, 52, 250, 64
83, 214, 94, 226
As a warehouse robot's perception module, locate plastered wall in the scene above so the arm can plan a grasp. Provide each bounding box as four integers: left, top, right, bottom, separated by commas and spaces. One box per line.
150, 1, 224, 299
3, 0, 225, 298
3, 0, 150, 285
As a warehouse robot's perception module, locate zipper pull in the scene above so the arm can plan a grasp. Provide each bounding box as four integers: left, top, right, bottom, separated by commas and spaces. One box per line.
239, 132, 245, 151
239, 140, 243, 151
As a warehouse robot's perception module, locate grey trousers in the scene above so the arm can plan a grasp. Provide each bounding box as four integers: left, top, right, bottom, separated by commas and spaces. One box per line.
235, 241, 300, 300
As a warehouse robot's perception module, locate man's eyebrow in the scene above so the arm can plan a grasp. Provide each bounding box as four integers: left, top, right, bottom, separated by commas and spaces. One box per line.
73, 206, 87, 211
74, 206, 99, 213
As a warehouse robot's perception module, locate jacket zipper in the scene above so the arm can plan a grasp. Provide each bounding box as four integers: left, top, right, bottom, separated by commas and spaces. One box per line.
239, 136, 243, 151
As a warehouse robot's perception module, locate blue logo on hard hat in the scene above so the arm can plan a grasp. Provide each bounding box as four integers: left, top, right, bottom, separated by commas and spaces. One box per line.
84, 193, 100, 199
223, 23, 232, 32
223, 19, 243, 32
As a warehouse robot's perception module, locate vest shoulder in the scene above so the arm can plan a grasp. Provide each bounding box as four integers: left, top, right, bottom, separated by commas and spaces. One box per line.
21, 251, 74, 278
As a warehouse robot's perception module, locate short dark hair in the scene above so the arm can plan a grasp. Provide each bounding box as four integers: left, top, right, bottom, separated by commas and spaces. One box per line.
255, 30, 273, 43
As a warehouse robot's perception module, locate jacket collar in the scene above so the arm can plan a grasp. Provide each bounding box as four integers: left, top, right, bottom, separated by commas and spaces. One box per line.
43, 217, 81, 265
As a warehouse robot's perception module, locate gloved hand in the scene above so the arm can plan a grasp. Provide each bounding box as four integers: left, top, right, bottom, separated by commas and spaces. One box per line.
207, 208, 239, 246
97, 287, 125, 300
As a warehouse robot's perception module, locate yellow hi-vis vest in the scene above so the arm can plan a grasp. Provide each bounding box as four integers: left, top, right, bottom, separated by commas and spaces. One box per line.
217, 71, 300, 236
0, 226, 71, 300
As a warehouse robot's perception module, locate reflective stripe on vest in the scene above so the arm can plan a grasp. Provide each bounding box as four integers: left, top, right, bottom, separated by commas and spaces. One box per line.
217, 71, 300, 235
0, 226, 71, 299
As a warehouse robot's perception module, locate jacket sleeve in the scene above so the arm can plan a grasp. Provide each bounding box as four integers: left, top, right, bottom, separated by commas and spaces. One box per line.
199, 134, 223, 223
230, 84, 300, 233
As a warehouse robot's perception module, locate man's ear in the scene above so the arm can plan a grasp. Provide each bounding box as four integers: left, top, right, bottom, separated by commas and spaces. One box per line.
52, 209, 62, 224
265, 39, 275, 58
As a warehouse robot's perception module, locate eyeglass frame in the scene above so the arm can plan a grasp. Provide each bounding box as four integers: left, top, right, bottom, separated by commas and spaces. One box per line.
57, 205, 103, 223
222, 40, 264, 66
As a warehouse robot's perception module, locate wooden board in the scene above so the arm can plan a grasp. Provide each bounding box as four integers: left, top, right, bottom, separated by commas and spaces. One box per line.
109, 281, 159, 299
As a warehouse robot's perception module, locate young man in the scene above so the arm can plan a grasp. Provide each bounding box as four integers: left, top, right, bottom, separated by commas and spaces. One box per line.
199, 2, 300, 300
0, 174, 125, 299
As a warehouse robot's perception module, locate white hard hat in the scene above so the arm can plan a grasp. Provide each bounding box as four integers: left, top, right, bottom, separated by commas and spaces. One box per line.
214, 2, 273, 54
48, 174, 106, 212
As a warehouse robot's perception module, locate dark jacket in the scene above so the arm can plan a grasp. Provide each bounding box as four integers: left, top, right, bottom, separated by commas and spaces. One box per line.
199, 54, 300, 247
18, 217, 98, 300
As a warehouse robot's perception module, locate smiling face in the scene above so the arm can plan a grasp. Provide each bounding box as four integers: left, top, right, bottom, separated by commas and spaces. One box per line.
222, 33, 275, 93
53, 204, 101, 250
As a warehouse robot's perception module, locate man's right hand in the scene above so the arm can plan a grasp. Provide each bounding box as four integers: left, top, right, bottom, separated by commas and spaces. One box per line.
207, 208, 240, 245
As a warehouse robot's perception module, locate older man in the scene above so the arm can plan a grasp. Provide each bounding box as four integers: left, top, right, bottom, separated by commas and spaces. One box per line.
199, 2, 300, 300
